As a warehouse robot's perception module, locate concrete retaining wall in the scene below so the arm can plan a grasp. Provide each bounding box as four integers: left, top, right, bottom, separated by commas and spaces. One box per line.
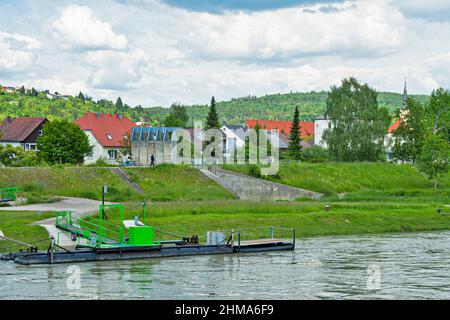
202, 168, 323, 201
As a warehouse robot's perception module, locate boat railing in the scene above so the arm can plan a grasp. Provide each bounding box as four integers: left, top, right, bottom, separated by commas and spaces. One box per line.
219, 226, 295, 244
153, 225, 187, 241
77, 217, 125, 243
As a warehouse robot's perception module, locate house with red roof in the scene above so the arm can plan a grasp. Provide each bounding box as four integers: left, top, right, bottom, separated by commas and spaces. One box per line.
0, 117, 48, 151
246, 119, 315, 142
75, 112, 135, 164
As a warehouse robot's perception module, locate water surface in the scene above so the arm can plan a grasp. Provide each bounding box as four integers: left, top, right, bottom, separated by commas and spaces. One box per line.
2, 231, 450, 300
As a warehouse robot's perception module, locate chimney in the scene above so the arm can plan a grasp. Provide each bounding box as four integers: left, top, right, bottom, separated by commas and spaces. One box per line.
96, 112, 102, 119
118, 114, 123, 120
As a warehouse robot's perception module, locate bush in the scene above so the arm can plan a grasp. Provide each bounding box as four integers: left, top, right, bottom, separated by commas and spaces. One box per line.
301, 146, 331, 163
0, 144, 42, 167
248, 165, 261, 178
86, 158, 114, 167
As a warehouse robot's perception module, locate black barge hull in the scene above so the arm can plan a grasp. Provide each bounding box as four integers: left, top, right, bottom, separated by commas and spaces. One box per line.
3, 240, 294, 265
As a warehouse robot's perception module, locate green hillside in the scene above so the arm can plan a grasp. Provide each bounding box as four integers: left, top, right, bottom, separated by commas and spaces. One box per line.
0, 88, 429, 126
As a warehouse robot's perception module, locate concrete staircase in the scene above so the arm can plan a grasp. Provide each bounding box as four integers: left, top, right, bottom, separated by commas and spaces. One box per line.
199, 167, 324, 201
111, 168, 145, 195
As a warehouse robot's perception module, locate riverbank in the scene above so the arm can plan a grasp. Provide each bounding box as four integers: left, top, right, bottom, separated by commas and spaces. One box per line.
2, 200, 450, 252
223, 163, 450, 202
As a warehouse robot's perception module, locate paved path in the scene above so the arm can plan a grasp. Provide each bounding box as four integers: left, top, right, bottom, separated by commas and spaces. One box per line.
0, 197, 111, 225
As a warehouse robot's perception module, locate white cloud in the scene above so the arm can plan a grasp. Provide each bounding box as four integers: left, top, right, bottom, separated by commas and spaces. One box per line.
52, 5, 128, 51
2, 0, 450, 107
24, 78, 88, 96
202, 62, 440, 102
0, 32, 41, 72
174, 1, 406, 61
85, 48, 148, 90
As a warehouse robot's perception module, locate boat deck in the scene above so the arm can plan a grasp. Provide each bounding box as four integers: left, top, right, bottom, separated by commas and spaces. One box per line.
240, 239, 285, 246
2, 238, 295, 265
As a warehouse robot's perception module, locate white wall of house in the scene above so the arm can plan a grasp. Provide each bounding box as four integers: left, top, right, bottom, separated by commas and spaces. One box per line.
83, 130, 124, 165
314, 119, 331, 148
0, 142, 22, 148
220, 126, 246, 159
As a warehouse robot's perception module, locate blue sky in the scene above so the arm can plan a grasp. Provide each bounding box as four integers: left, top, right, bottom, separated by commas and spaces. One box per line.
1, 0, 450, 107
161, 0, 341, 13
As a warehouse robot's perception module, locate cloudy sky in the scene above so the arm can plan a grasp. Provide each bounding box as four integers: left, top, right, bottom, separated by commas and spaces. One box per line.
1, 0, 450, 107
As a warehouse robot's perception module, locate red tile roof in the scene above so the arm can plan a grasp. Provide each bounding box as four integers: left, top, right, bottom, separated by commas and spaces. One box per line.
246, 119, 314, 139
75, 113, 135, 147
0, 117, 47, 142
388, 118, 401, 133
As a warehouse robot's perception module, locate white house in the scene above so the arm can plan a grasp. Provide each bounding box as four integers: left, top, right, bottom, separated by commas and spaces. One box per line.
220, 125, 247, 159
75, 113, 135, 164
0, 117, 48, 151
314, 118, 331, 147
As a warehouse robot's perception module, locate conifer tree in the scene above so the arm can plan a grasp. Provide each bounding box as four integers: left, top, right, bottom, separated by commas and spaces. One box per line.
205, 96, 220, 129
288, 107, 303, 160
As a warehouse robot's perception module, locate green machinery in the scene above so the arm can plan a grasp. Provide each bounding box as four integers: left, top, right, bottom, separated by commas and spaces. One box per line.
0, 187, 18, 203
56, 203, 158, 248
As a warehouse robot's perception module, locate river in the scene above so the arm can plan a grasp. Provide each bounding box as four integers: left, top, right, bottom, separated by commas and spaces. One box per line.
2, 231, 450, 300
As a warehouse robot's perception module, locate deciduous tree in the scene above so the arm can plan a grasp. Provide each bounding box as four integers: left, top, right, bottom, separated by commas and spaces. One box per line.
37, 120, 92, 164
418, 135, 450, 189
323, 77, 391, 162
392, 97, 426, 163
164, 103, 189, 128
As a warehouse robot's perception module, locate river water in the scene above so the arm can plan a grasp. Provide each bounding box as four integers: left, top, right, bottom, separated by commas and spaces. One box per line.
2, 231, 450, 300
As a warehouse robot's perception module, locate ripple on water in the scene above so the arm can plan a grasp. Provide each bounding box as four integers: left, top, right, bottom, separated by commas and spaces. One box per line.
2, 230, 450, 299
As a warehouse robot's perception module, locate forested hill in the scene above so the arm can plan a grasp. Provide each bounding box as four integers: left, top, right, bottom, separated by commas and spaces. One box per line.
0, 89, 429, 126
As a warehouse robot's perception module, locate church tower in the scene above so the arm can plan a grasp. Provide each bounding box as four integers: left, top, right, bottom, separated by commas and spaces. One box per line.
401, 81, 408, 110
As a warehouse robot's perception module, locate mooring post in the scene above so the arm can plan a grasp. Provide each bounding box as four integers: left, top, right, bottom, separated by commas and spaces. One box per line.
292, 228, 296, 249
270, 226, 274, 239
238, 232, 241, 252
231, 230, 235, 248
50, 237, 54, 264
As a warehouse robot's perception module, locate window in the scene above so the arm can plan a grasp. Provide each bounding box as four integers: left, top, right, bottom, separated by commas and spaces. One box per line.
38, 129, 43, 136
108, 150, 118, 159
24, 143, 37, 151
106, 134, 113, 140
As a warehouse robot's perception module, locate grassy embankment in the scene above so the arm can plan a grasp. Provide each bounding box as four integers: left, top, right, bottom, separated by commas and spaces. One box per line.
86, 162, 450, 242
1, 163, 449, 253
94, 200, 450, 243
224, 162, 450, 203
0, 211, 54, 252
0, 165, 233, 203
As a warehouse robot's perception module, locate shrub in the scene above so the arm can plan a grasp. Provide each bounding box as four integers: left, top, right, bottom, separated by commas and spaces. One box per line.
248, 165, 261, 178
301, 146, 331, 163
0, 145, 42, 167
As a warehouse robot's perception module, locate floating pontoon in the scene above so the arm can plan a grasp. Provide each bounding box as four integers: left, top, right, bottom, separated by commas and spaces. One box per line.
1, 204, 295, 266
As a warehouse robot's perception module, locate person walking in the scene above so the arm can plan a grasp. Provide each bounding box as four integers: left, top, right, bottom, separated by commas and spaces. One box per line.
150, 154, 156, 167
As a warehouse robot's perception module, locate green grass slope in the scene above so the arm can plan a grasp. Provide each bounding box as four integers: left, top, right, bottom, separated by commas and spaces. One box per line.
0, 210, 54, 252
224, 163, 450, 201
124, 165, 234, 201
0, 165, 233, 202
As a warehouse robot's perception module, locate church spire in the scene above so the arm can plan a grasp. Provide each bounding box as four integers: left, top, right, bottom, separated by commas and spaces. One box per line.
402, 80, 408, 109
